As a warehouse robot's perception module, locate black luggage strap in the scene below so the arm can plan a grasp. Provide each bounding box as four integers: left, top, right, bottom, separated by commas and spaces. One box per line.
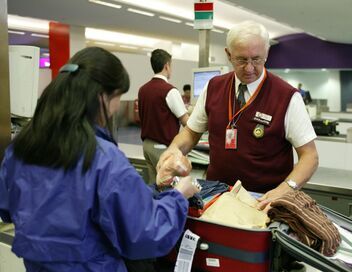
195, 238, 270, 264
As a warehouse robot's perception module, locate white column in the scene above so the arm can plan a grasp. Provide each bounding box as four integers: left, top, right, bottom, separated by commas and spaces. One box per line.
0, 0, 11, 160
69, 25, 86, 57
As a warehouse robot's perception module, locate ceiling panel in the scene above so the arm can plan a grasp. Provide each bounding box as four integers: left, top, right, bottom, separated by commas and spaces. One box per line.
224, 0, 352, 44
7, 0, 352, 55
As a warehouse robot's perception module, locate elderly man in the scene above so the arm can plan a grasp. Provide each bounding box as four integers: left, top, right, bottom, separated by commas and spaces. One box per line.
157, 21, 318, 211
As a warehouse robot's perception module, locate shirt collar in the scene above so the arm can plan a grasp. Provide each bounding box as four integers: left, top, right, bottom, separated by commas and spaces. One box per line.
95, 125, 117, 146
235, 68, 266, 97
153, 74, 168, 82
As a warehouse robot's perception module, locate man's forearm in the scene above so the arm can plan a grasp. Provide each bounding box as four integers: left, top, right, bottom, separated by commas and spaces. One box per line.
169, 126, 202, 155
285, 141, 319, 189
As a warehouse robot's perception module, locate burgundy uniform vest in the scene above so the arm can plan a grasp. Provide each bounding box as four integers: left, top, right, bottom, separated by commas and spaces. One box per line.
205, 71, 296, 192
138, 78, 180, 145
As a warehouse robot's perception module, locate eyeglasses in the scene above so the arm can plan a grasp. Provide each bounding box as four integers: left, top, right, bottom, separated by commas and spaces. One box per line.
231, 57, 266, 67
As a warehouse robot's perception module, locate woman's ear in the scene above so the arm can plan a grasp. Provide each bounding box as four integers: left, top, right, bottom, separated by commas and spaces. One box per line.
96, 93, 106, 126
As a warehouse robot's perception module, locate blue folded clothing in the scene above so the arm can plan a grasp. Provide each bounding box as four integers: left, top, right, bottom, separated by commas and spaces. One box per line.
189, 179, 229, 209
150, 179, 229, 210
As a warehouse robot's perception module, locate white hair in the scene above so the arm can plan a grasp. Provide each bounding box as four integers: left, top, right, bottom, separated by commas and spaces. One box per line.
226, 21, 270, 52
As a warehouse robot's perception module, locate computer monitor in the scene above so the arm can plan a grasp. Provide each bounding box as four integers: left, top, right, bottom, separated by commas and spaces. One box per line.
191, 66, 229, 105
303, 91, 313, 105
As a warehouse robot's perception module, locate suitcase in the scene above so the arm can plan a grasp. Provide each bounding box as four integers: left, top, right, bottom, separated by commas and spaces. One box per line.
171, 205, 351, 272
312, 119, 339, 136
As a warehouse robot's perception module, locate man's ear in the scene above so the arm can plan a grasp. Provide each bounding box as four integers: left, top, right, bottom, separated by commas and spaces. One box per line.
225, 48, 231, 62
163, 62, 170, 73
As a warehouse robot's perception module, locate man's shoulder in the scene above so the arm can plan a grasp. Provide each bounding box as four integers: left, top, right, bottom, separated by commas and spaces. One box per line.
212, 71, 233, 82
207, 72, 233, 92
266, 71, 296, 93
139, 79, 154, 91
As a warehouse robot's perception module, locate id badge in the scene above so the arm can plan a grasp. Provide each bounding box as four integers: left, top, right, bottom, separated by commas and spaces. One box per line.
225, 128, 237, 149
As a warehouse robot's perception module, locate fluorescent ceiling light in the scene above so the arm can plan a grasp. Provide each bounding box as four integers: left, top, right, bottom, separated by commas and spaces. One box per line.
113, 0, 192, 20
127, 8, 154, 17
94, 41, 116, 47
142, 47, 153, 52
159, 16, 182, 24
86, 27, 162, 47
120, 45, 138, 49
185, 22, 194, 27
8, 30, 25, 35
211, 28, 225, 34
88, 0, 122, 9
270, 39, 279, 46
8, 14, 49, 33
31, 33, 49, 38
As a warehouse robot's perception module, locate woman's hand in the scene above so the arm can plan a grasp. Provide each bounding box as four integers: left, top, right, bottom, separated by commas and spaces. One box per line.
174, 176, 201, 199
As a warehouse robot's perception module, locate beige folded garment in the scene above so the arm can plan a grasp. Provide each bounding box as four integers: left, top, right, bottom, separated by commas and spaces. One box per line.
200, 180, 269, 229
0, 223, 15, 233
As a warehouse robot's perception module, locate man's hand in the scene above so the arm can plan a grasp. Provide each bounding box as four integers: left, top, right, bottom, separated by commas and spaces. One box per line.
156, 146, 181, 173
156, 147, 192, 187
256, 182, 293, 213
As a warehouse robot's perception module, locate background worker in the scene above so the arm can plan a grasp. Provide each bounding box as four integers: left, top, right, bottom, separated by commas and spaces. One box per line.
182, 84, 191, 107
157, 21, 319, 211
297, 82, 307, 100
0, 47, 199, 272
138, 49, 189, 184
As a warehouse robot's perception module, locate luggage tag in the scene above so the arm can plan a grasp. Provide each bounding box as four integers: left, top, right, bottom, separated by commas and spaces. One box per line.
225, 127, 238, 149
174, 229, 200, 272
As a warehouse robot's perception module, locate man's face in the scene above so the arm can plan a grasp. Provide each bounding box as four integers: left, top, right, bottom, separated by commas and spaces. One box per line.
184, 90, 190, 98
226, 36, 268, 84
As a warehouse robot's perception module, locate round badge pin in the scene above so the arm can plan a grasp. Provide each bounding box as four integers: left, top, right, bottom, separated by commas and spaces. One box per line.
253, 124, 264, 138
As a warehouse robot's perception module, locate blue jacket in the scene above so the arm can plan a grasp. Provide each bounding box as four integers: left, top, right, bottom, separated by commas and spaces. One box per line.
0, 127, 188, 271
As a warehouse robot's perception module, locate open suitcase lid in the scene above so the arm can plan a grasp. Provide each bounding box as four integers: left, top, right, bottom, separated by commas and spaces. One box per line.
184, 205, 351, 272
271, 205, 352, 272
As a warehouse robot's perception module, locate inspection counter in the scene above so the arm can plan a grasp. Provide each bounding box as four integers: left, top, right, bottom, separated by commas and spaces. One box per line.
117, 123, 352, 215
118, 142, 352, 218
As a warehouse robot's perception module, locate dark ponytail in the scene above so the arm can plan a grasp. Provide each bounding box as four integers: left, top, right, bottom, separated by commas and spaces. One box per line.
13, 47, 130, 172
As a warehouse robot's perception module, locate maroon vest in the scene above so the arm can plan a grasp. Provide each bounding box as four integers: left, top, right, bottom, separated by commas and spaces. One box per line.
138, 78, 180, 145
205, 71, 296, 192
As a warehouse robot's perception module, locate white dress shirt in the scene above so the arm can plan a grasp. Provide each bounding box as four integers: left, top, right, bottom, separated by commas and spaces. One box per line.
153, 75, 187, 118
187, 70, 316, 148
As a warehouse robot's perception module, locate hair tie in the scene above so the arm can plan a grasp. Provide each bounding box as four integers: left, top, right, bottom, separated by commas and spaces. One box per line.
59, 64, 79, 73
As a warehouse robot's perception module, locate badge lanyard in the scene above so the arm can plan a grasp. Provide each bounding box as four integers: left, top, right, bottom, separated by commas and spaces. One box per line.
225, 70, 267, 150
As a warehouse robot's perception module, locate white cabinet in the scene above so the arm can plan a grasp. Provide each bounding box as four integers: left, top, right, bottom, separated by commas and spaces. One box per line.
9, 45, 40, 118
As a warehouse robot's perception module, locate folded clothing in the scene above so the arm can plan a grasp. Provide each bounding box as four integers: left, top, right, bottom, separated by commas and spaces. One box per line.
200, 180, 269, 229
268, 190, 341, 256
189, 179, 229, 210
150, 179, 229, 213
